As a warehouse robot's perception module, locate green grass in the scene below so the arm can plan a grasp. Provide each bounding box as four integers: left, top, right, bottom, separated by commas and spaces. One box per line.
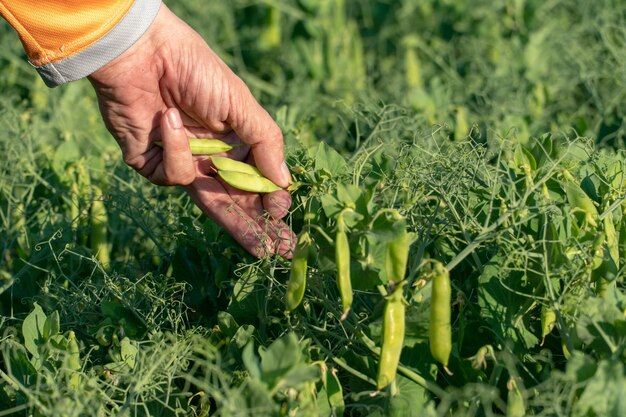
1, 1, 626, 416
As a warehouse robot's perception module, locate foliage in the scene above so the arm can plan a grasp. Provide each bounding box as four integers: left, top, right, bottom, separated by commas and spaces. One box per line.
1, 0, 626, 416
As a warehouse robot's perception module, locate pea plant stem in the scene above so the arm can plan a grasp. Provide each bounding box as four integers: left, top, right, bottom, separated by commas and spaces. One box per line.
358, 332, 447, 398
331, 356, 376, 387
445, 162, 560, 272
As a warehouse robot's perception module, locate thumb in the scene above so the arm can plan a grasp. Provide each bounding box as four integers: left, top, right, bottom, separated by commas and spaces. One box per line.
227, 77, 292, 188
159, 108, 195, 186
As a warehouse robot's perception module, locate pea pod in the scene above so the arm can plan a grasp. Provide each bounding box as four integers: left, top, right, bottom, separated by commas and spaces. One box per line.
405, 47, 422, 88
590, 231, 606, 270
429, 261, 452, 372
540, 305, 556, 345
376, 283, 405, 391
323, 366, 345, 416
154, 138, 233, 155
336, 213, 352, 320
385, 212, 411, 284
258, 5, 281, 50
210, 156, 262, 176
218, 170, 282, 193
506, 378, 526, 417
562, 170, 598, 228
604, 215, 619, 267
90, 187, 110, 266
285, 231, 312, 312
591, 215, 619, 297
66, 331, 81, 390
454, 105, 469, 140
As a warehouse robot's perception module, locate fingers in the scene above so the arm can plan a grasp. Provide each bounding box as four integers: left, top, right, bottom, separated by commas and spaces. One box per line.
185, 177, 275, 257
226, 77, 292, 188
267, 218, 296, 258
263, 191, 292, 220
263, 192, 295, 257
155, 108, 196, 186
218, 180, 294, 256
186, 176, 295, 258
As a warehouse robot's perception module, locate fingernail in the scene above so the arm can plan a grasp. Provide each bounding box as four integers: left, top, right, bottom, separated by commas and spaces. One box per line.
281, 161, 292, 185
166, 109, 183, 129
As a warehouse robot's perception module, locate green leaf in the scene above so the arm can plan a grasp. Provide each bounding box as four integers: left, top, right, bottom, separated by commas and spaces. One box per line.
321, 193, 342, 218
575, 295, 626, 356
275, 364, 321, 391
227, 268, 265, 325
386, 375, 433, 417
243, 342, 261, 381
2, 340, 37, 387
336, 183, 361, 208
230, 325, 255, 351
22, 302, 47, 359
51, 139, 81, 181
120, 337, 138, 370
572, 359, 626, 417
565, 352, 598, 383
314, 142, 347, 175
477, 255, 540, 348
43, 310, 60, 340
258, 333, 302, 387
512, 145, 537, 172
217, 311, 239, 339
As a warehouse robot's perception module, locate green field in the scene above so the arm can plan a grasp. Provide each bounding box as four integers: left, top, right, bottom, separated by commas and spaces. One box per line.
1, 1, 626, 416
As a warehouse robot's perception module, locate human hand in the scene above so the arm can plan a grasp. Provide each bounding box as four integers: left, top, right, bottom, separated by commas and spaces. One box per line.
88, 4, 294, 257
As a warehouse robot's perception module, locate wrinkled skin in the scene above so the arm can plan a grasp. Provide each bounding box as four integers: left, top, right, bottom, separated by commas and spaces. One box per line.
88, 4, 294, 257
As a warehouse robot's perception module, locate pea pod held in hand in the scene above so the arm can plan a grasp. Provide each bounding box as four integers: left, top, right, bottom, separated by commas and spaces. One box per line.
335, 213, 352, 320
217, 171, 282, 193
285, 231, 312, 312
376, 283, 406, 391
210, 156, 283, 193
429, 261, 452, 373
154, 138, 233, 155
211, 156, 262, 176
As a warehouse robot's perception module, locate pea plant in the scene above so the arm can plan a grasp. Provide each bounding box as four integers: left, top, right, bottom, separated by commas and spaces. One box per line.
2, 0, 626, 415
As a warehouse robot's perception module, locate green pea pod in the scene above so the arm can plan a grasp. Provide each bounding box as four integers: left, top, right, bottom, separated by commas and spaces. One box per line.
404, 43, 422, 88
376, 283, 405, 391
218, 170, 282, 193
285, 231, 312, 312
455, 105, 469, 140
562, 170, 598, 228
66, 331, 81, 390
154, 138, 233, 155
385, 212, 410, 284
540, 305, 556, 345
210, 156, 262, 176
324, 367, 345, 416
336, 214, 352, 320
258, 5, 281, 50
590, 231, 605, 270
590, 216, 619, 297
506, 378, 526, 417
429, 261, 452, 371
604, 215, 619, 267
90, 187, 110, 266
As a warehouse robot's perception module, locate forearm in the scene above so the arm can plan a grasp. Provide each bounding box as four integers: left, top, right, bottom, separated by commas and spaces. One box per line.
0, 0, 161, 87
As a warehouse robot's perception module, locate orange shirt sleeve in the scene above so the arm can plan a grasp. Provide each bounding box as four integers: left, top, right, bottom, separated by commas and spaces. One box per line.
0, 0, 162, 86
0, 1, 134, 66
